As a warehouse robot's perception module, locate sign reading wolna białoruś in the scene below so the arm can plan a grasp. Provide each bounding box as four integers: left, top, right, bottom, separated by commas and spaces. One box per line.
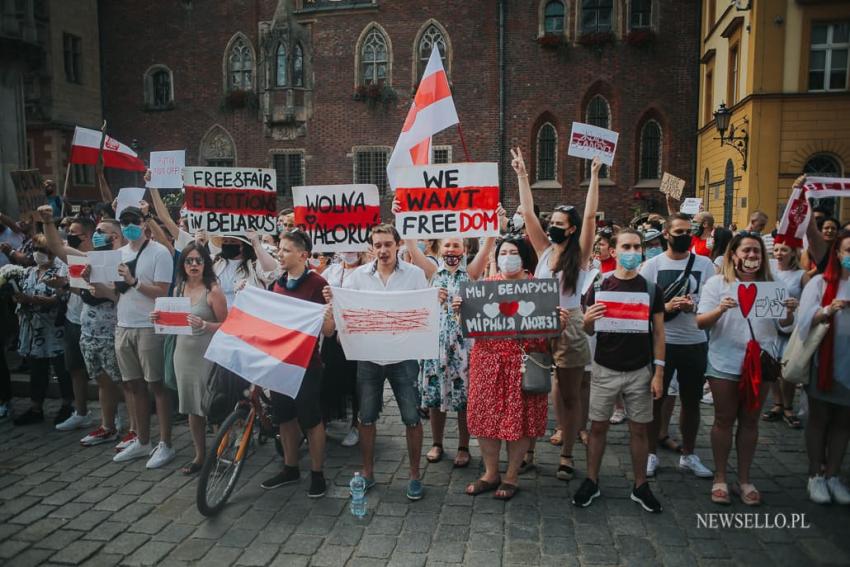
459, 278, 560, 339
184, 167, 277, 235
292, 184, 381, 252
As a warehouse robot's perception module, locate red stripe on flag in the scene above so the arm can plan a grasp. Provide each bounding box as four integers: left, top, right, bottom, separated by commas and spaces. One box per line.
293, 206, 381, 227
70, 145, 146, 172
184, 186, 277, 216
219, 307, 317, 369
598, 301, 650, 321
395, 186, 501, 212
68, 264, 86, 278
409, 139, 431, 165
157, 312, 190, 327
401, 70, 452, 134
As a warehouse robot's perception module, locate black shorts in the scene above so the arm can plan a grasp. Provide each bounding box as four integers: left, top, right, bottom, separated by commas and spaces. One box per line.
270, 362, 323, 430
663, 342, 708, 402
63, 321, 86, 373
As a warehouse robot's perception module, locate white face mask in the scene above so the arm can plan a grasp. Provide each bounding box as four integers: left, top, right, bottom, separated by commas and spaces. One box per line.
340, 252, 359, 265
34, 252, 51, 266
512, 214, 525, 231
308, 257, 322, 268
498, 254, 523, 274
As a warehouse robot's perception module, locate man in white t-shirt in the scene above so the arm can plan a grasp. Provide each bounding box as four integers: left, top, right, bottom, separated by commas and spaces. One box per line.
640, 213, 715, 479
111, 207, 175, 468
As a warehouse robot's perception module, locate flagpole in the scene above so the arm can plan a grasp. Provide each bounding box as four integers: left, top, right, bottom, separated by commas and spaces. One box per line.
95, 120, 112, 204
456, 124, 472, 162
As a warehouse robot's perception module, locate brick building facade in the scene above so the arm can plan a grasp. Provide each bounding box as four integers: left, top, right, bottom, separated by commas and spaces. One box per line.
99, 0, 699, 225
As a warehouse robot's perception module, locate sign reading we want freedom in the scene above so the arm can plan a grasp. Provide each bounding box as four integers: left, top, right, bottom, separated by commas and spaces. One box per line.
394, 163, 500, 239
184, 167, 277, 235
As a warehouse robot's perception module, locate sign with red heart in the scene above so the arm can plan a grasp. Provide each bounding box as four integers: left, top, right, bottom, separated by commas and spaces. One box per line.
499, 301, 519, 317
737, 283, 758, 319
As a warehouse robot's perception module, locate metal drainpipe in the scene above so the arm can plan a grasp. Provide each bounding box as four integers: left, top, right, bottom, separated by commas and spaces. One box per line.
498, 0, 506, 203
692, 4, 702, 204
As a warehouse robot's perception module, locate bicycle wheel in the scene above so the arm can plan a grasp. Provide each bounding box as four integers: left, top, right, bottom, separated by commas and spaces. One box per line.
196, 406, 253, 516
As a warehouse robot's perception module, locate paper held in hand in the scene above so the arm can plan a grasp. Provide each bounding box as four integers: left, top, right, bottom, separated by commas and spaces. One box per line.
595, 291, 650, 333
67, 256, 88, 289
87, 250, 123, 283
154, 297, 193, 335
567, 122, 619, 166
115, 187, 146, 218
735, 282, 788, 320
659, 172, 686, 200
147, 150, 185, 189
680, 198, 703, 216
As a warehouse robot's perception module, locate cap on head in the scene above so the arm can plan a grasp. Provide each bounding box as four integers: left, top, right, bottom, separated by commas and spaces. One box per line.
119, 206, 143, 223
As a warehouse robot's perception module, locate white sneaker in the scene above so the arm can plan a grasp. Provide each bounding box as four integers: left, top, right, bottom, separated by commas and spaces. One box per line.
341, 427, 359, 447
609, 408, 627, 424
646, 453, 658, 477
146, 441, 176, 469
701, 390, 714, 405
112, 438, 151, 463
826, 476, 850, 505
679, 454, 713, 478
55, 410, 94, 431
808, 475, 831, 504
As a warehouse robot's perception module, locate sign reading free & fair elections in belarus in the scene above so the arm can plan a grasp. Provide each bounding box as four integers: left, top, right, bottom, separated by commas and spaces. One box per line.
394, 163, 501, 239
184, 167, 277, 235
459, 278, 561, 339
292, 184, 381, 252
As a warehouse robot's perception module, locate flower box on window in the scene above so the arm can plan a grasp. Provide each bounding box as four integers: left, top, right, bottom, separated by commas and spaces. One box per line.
625, 29, 655, 48
577, 31, 615, 48
353, 84, 398, 109
537, 34, 564, 49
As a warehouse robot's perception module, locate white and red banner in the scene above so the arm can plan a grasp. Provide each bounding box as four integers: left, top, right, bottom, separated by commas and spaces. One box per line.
567, 122, 619, 167
386, 47, 459, 191
70, 126, 147, 172
153, 297, 193, 335
67, 256, 88, 289
595, 291, 650, 333
331, 287, 440, 361
204, 287, 325, 397
183, 167, 277, 235
394, 162, 500, 239
292, 184, 381, 252
776, 177, 850, 248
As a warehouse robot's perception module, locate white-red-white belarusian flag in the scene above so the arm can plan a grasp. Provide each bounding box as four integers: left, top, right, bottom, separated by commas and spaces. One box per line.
775, 176, 850, 248
595, 291, 651, 333
70, 126, 147, 172
386, 47, 458, 190
204, 287, 325, 397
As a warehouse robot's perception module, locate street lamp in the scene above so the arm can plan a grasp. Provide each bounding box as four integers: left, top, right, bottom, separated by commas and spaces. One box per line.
713, 102, 749, 170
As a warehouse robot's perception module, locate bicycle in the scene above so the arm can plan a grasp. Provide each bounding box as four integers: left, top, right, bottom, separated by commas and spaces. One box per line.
196, 384, 282, 516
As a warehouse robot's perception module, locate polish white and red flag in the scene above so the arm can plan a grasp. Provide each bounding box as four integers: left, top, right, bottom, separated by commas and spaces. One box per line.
594, 291, 650, 333
386, 46, 459, 191
775, 177, 850, 248
69, 126, 147, 172
204, 287, 325, 397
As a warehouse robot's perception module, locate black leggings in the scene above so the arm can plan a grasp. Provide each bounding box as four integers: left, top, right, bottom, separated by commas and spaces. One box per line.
29, 355, 71, 405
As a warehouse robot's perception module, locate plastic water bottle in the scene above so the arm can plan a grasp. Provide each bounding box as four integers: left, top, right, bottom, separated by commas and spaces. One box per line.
349, 472, 367, 518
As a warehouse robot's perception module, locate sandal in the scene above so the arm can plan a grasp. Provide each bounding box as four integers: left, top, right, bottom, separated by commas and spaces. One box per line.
494, 482, 519, 501
466, 477, 501, 496
733, 482, 761, 506
578, 430, 589, 446
711, 482, 731, 505
658, 436, 683, 454
518, 451, 536, 475
782, 408, 802, 429
556, 454, 575, 481
426, 443, 444, 463
549, 428, 563, 446
761, 404, 783, 422
181, 461, 203, 475
453, 446, 471, 468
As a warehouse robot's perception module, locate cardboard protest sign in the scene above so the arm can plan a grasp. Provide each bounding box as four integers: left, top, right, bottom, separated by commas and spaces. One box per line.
9, 170, 45, 221
659, 172, 686, 201
184, 167, 277, 235
115, 187, 146, 218
595, 291, 650, 333
394, 163, 500, 239
147, 150, 185, 188
154, 297, 193, 335
331, 287, 440, 361
67, 256, 89, 289
87, 250, 123, 283
680, 198, 703, 216
459, 278, 560, 339
568, 122, 619, 166
292, 184, 380, 252
736, 283, 788, 320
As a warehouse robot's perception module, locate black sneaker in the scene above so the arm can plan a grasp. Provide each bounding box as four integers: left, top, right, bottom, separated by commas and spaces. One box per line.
54, 404, 73, 426
13, 408, 44, 426
260, 466, 300, 489
308, 471, 326, 498
631, 482, 663, 513
572, 478, 600, 508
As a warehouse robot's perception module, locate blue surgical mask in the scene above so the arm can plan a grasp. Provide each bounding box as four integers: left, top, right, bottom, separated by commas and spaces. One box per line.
417, 242, 427, 253
618, 252, 642, 271
841, 256, 850, 271
122, 223, 143, 241
92, 232, 111, 248
645, 247, 663, 260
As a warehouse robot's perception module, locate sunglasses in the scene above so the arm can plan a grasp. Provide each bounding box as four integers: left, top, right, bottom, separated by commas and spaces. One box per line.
554, 205, 575, 214
738, 231, 763, 239
119, 218, 142, 227
184, 257, 204, 266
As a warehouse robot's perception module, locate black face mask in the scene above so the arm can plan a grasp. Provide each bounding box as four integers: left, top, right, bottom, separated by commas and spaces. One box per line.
219, 243, 242, 259
548, 226, 569, 244
669, 233, 691, 253
67, 234, 82, 249
443, 254, 462, 267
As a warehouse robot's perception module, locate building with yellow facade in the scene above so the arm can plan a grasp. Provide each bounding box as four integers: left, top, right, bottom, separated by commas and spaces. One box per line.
696, 0, 850, 229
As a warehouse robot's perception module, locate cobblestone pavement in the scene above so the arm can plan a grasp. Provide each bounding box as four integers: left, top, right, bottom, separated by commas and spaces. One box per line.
1, 388, 849, 567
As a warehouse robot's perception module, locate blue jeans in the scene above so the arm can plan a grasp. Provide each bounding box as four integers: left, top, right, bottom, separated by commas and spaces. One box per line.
357, 360, 421, 427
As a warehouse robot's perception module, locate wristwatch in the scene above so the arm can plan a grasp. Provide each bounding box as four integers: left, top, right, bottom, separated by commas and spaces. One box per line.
132, 278, 141, 289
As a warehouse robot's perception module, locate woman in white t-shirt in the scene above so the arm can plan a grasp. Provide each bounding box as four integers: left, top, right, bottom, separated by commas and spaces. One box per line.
211, 233, 278, 309
514, 147, 600, 481
697, 233, 797, 506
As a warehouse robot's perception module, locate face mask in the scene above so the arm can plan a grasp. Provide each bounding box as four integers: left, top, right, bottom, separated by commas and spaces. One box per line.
669, 233, 692, 253
692, 222, 704, 237
340, 252, 359, 265
512, 214, 524, 231
67, 234, 82, 249
308, 257, 322, 268
121, 223, 143, 242
645, 246, 663, 260
443, 254, 462, 267
33, 252, 51, 266
417, 242, 427, 253
841, 256, 850, 271
498, 254, 523, 274
737, 257, 760, 273
618, 252, 642, 271
277, 223, 285, 234
92, 231, 112, 249
219, 243, 241, 259
548, 226, 568, 244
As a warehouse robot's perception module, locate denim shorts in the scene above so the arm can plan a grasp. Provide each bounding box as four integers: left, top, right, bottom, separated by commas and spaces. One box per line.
357, 360, 421, 427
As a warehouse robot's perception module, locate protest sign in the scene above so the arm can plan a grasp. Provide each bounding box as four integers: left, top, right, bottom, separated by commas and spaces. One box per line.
580, 268, 600, 296
459, 278, 560, 339
67, 256, 89, 289
147, 150, 185, 188
115, 187, 146, 218
87, 250, 123, 283
184, 167, 277, 235
154, 297, 193, 335
292, 184, 380, 252
680, 198, 703, 216
595, 291, 650, 333
568, 122, 619, 166
331, 287, 440, 361
659, 172, 686, 201
394, 163, 500, 239
9, 170, 45, 221
736, 282, 788, 320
